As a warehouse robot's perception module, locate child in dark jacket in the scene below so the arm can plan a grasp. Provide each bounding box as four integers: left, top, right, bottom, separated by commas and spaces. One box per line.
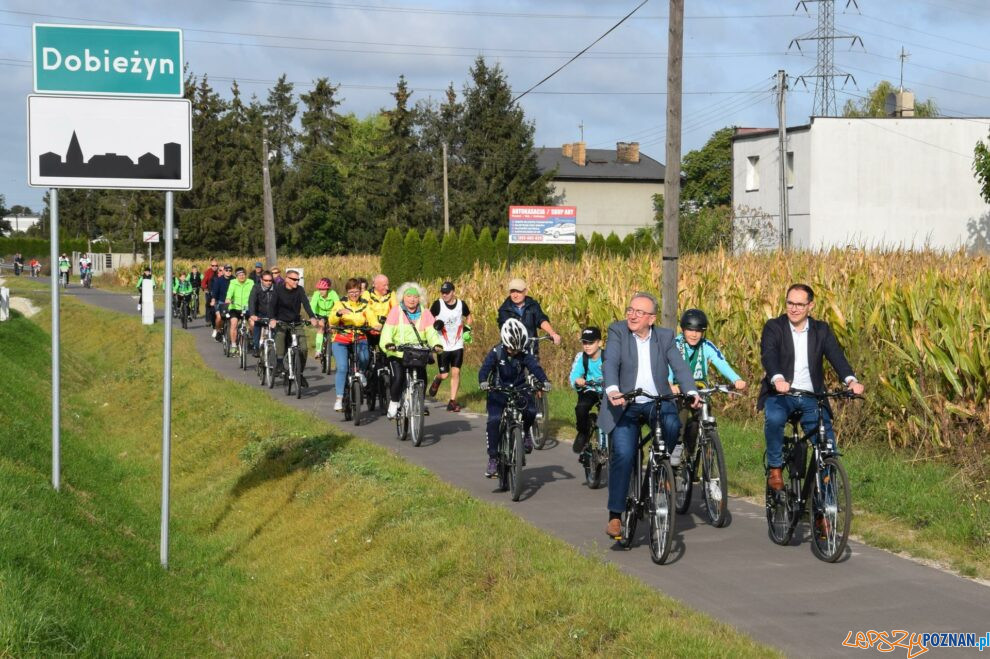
479, 318, 549, 478
569, 326, 604, 455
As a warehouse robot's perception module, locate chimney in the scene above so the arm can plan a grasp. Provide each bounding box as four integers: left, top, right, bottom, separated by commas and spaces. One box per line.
562, 143, 573, 157
572, 141, 586, 167
616, 141, 641, 164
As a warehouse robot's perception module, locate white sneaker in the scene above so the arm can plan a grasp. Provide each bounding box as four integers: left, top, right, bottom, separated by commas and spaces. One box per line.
211, 329, 218, 338
386, 401, 399, 419
670, 444, 684, 467
334, 397, 344, 412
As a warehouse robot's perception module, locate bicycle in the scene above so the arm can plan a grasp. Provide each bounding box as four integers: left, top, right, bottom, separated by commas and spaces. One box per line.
365, 338, 390, 414
178, 294, 192, 330
524, 334, 554, 449
339, 327, 373, 426
672, 384, 737, 528
190, 289, 199, 320
219, 311, 232, 358
616, 389, 690, 565
236, 314, 251, 370
487, 381, 542, 501
765, 389, 860, 562
81, 268, 92, 288
59, 270, 70, 288
318, 322, 334, 374
389, 342, 434, 446
577, 381, 609, 489
255, 319, 276, 388
275, 320, 308, 399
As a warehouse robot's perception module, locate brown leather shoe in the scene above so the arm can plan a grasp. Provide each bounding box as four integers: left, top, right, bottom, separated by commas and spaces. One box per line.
767, 467, 784, 491
606, 518, 622, 538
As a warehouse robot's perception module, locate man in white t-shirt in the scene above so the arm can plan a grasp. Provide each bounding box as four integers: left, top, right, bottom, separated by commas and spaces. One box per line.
428, 281, 472, 412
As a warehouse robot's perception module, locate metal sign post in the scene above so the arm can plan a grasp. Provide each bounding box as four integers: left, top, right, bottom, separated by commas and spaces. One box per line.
160, 191, 173, 568
50, 188, 61, 491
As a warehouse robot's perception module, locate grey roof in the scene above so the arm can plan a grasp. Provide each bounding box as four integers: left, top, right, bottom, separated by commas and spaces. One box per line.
536, 147, 665, 182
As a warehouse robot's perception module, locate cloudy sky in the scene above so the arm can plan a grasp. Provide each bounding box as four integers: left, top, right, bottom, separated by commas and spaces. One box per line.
3, 0, 989, 212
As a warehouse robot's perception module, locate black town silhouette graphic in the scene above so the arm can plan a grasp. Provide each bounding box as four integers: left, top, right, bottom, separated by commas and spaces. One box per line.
39, 131, 181, 180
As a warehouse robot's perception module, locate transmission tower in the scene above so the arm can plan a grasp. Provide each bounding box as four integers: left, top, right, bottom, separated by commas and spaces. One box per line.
789, 0, 864, 116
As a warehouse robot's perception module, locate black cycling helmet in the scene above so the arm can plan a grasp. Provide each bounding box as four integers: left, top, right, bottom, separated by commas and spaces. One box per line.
679, 308, 708, 332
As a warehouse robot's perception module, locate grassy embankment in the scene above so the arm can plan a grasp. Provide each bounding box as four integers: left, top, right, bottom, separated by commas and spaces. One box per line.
0, 284, 772, 656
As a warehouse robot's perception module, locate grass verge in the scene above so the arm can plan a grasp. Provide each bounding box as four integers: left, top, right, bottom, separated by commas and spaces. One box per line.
441, 363, 990, 581
0, 289, 772, 655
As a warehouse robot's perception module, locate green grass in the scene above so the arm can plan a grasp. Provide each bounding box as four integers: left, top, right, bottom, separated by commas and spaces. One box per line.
441, 363, 990, 579
0, 288, 773, 656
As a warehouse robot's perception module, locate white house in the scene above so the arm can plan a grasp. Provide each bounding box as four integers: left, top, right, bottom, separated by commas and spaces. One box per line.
536, 142, 665, 238
2, 215, 41, 235
731, 116, 990, 251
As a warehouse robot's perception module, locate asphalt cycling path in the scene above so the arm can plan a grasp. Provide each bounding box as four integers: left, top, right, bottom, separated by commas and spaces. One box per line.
59, 283, 990, 657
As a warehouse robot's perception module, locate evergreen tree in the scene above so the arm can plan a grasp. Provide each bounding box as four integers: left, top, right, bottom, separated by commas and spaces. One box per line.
381, 76, 425, 232
575, 233, 588, 258
439, 230, 460, 277
337, 113, 390, 253
588, 232, 607, 255
476, 226, 495, 268
262, 74, 298, 249
218, 82, 264, 254
420, 228, 441, 280
415, 83, 465, 233
494, 227, 509, 265
622, 233, 637, 256
380, 227, 403, 284
459, 57, 554, 234
458, 224, 478, 274
605, 232, 624, 257
285, 78, 347, 253
402, 228, 423, 281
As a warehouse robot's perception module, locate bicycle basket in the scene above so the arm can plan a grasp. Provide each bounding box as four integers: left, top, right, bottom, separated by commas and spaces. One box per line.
402, 347, 431, 367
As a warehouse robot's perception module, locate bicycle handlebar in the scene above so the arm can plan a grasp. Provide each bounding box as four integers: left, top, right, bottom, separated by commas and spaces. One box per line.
786, 388, 863, 400
619, 389, 691, 403
696, 384, 742, 397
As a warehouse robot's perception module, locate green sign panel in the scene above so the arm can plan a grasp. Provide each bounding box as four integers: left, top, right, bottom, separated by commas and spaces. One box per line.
34, 24, 183, 97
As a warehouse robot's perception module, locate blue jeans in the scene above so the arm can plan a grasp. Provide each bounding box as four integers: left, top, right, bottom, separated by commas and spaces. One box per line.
485, 393, 537, 458
331, 341, 369, 394
763, 395, 834, 467
607, 400, 681, 513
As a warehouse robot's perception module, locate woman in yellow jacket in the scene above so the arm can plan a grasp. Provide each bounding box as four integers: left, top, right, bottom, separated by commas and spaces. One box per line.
380, 281, 442, 419
329, 278, 376, 412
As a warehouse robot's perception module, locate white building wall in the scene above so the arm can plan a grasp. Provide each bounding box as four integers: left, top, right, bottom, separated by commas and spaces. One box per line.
732, 129, 811, 248
809, 117, 990, 250
551, 180, 663, 238
732, 117, 990, 251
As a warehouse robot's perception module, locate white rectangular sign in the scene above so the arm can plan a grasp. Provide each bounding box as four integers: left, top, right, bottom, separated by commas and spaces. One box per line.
143, 231, 160, 243
28, 94, 192, 190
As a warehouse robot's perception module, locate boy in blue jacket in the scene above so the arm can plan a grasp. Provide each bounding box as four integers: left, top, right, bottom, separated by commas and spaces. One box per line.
668, 309, 747, 465
479, 318, 549, 478
569, 326, 604, 455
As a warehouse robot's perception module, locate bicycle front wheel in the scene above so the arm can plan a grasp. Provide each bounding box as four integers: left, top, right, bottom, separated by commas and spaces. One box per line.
584, 431, 609, 490
293, 349, 302, 399
674, 449, 693, 515
532, 390, 550, 450
350, 377, 362, 426
239, 333, 249, 370
649, 459, 676, 565
701, 429, 729, 527
810, 456, 852, 563
181, 303, 188, 330
266, 346, 276, 389
395, 399, 409, 441
509, 425, 524, 501
410, 381, 425, 446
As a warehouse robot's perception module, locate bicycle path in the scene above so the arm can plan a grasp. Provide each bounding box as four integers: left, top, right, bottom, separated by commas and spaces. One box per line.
53, 282, 990, 657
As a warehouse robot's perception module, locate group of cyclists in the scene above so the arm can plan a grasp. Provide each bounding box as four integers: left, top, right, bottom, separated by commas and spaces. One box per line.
157, 259, 863, 559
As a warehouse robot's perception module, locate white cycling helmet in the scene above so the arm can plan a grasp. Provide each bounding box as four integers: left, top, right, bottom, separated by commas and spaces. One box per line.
500, 318, 529, 351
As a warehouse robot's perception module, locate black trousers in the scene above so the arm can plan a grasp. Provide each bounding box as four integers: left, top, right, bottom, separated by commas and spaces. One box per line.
389, 357, 427, 403
575, 390, 601, 438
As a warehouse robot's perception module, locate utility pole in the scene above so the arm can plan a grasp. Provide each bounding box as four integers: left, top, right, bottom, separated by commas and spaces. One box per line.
898, 46, 910, 91
262, 125, 277, 268
790, 0, 863, 116
661, 0, 683, 329
442, 141, 450, 236
776, 70, 790, 249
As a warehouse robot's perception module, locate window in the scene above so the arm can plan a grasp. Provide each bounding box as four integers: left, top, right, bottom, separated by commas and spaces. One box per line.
746, 155, 760, 191
786, 152, 794, 188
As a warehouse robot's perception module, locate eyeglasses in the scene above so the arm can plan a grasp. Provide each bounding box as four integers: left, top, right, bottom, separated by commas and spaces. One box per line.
347, 289, 360, 295
262, 278, 273, 283
625, 306, 655, 318
287, 276, 300, 282
785, 300, 810, 308
224, 268, 232, 272
271, 270, 280, 274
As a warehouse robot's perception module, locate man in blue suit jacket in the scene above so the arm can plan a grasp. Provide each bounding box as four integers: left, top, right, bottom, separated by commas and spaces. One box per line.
600, 292, 700, 539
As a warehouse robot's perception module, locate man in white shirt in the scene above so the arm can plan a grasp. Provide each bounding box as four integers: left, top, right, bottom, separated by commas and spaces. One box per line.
600, 291, 700, 539
758, 283, 865, 491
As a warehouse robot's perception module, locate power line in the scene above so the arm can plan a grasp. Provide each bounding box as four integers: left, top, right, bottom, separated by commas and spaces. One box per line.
511, 0, 648, 103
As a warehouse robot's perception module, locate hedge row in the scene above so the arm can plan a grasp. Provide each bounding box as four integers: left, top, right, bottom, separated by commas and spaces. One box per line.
0, 237, 88, 258
380, 227, 657, 285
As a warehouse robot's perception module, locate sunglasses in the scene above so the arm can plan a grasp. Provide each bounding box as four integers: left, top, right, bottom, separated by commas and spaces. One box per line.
287, 276, 300, 282
262, 278, 273, 283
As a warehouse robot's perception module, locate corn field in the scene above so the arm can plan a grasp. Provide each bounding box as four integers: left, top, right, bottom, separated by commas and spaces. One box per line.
118, 249, 989, 454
